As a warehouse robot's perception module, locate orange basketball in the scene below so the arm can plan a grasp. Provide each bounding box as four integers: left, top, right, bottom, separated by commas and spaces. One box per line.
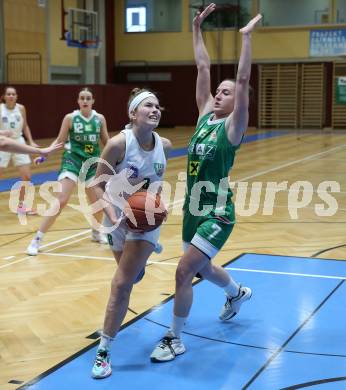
124, 191, 167, 232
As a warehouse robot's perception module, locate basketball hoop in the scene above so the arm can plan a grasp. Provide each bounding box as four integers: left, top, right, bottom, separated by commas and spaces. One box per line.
65, 31, 100, 50
82, 39, 99, 49
64, 8, 99, 51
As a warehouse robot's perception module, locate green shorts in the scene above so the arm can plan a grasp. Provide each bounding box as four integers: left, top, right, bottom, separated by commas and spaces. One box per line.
182, 202, 235, 259
58, 151, 97, 183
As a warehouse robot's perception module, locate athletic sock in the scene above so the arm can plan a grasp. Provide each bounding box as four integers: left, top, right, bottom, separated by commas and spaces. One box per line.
223, 278, 240, 297
170, 315, 187, 338
99, 332, 114, 351
35, 231, 44, 241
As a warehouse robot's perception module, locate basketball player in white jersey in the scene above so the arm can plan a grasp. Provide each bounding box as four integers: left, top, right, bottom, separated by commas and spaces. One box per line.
0, 86, 39, 214
90, 88, 172, 379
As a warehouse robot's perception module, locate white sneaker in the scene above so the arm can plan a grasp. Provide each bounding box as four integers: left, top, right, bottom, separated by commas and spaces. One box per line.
150, 331, 186, 362
91, 348, 112, 379
91, 230, 109, 245
219, 286, 252, 321
154, 242, 163, 254
27, 237, 41, 256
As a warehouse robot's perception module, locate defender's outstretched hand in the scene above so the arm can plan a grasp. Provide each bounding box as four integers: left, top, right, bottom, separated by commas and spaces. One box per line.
239, 14, 262, 34
193, 3, 216, 27
39, 142, 63, 157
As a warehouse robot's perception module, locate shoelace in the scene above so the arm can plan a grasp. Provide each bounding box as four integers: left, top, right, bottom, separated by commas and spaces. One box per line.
158, 336, 175, 349
95, 350, 108, 366
158, 336, 177, 356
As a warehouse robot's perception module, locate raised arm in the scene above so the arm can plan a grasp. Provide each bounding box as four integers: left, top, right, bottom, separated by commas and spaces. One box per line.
225, 14, 262, 145
193, 3, 216, 118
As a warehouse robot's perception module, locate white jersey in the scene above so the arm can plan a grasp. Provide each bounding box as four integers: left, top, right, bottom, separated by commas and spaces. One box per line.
0, 103, 24, 139
105, 129, 167, 206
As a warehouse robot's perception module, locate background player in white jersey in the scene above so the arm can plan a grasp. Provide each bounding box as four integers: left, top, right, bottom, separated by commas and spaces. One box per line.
91, 88, 172, 379
150, 4, 262, 362
26, 88, 110, 256
0, 86, 40, 214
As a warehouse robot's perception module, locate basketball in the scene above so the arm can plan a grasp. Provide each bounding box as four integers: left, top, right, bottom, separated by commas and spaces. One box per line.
124, 191, 167, 232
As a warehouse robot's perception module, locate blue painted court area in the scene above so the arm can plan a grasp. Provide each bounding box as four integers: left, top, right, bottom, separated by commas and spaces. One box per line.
20, 253, 346, 390
0, 130, 289, 193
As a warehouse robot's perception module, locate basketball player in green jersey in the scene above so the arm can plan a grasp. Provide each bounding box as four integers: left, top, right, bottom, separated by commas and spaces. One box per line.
26, 88, 110, 256
151, 4, 262, 362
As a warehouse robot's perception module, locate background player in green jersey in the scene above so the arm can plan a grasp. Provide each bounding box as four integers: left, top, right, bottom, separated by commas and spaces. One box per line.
26, 88, 110, 256
151, 3, 262, 362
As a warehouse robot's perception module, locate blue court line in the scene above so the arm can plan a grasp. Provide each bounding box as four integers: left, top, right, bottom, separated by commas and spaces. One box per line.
0, 130, 289, 193
18, 253, 346, 389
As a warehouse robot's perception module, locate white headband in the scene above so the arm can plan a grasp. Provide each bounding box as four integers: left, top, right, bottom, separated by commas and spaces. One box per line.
128, 91, 156, 117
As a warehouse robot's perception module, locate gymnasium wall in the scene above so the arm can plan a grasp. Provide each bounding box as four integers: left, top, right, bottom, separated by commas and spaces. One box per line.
0, 84, 132, 139
3, 0, 48, 82
115, 64, 259, 128
48, 0, 79, 67
1, 0, 345, 136
115, 0, 311, 63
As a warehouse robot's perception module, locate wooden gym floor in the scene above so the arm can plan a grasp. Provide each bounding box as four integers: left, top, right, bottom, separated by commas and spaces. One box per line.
0, 127, 345, 388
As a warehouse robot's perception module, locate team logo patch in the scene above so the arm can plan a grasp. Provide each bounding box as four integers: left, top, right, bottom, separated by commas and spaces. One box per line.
154, 162, 164, 177
84, 144, 94, 154
195, 143, 205, 155
128, 164, 139, 178
85, 124, 92, 132
65, 158, 77, 167
2, 117, 8, 123
209, 131, 217, 141
189, 161, 199, 176
198, 128, 208, 137
194, 143, 216, 160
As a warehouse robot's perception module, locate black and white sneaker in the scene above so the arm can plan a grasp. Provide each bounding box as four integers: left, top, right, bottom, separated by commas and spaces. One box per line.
150, 331, 186, 362
219, 286, 252, 321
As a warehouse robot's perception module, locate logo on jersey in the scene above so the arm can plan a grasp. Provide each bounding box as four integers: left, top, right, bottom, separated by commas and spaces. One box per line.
128, 164, 139, 178
15, 115, 21, 122
2, 116, 8, 123
198, 128, 208, 138
84, 144, 94, 154
189, 161, 200, 176
209, 131, 217, 141
107, 234, 113, 246
154, 163, 165, 177
194, 143, 216, 160
85, 124, 92, 132
65, 158, 78, 167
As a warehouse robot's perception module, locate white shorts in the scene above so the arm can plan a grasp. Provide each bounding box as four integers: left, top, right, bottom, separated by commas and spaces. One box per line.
104, 207, 160, 252
57, 170, 95, 186
182, 236, 218, 260
0, 136, 31, 168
